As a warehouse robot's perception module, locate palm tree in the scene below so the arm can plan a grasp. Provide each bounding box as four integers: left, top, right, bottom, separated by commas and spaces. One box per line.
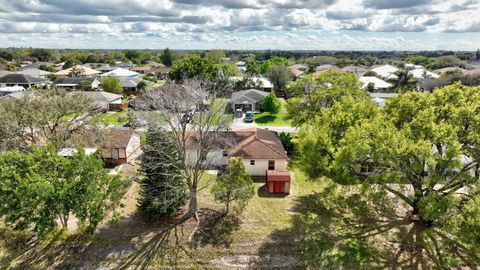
390, 69, 415, 92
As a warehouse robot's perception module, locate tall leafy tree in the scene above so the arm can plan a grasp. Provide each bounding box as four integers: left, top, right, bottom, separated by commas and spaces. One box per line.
212, 157, 254, 214
139, 128, 188, 217
295, 83, 480, 267
259, 57, 288, 74
260, 92, 281, 114
266, 64, 292, 95
168, 54, 219, 82
285, 71, 367, 126
102, 76, 124, 94
0, 145, 123, 236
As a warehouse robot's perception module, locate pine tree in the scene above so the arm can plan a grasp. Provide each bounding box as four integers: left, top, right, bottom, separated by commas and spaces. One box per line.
161, 48, 173, 67
139, 128, 188, 217
476, 49, 480, 61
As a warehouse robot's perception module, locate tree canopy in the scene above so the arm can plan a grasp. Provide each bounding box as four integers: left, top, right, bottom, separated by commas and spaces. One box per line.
260, 92, 282, 114
259, 57, 288, 74
0, 145, 123, 236
102, 76, 124, 94
294, 83, 480, 266
168, 55, 219, 82
285, 71, 367, 126
212, 157, 254, 214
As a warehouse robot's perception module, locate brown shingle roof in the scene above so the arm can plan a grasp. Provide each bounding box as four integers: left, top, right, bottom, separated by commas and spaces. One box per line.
105, 129, 136, 149
186, 128, 288, 160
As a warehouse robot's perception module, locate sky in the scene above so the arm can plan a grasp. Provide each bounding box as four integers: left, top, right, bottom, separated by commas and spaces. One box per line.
0, 0, 479, 50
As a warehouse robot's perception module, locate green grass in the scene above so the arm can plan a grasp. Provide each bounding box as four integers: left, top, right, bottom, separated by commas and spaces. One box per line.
254, 99, 292, 126
97, 110, 129, 126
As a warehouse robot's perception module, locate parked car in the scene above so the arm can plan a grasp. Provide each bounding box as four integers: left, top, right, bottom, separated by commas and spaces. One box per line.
244, 111, 254, 123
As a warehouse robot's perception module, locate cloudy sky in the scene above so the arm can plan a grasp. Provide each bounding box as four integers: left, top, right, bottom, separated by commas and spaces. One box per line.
0, 0, 479, 50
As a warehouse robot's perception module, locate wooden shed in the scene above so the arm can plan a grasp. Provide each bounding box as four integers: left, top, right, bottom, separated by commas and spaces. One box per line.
266, 170, 291, 194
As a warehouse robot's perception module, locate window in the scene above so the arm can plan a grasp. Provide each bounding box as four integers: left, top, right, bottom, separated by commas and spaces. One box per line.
223, 150, 228, 157
268, 160, 275, 170
250, 160, 255, 165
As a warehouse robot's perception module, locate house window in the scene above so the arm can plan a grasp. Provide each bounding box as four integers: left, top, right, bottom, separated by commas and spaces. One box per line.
268, 160, 275, 170
223, 150, 228, 157
250, 160, 255, 165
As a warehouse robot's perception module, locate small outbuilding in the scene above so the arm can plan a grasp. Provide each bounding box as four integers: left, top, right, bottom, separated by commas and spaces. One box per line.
266, 170, 291, 194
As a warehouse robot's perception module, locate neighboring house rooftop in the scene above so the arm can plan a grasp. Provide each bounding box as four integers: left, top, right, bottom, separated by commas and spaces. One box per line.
0, 91, 33, 100
118, 77, 142, 88
105, 129, 137, 149
231, 89, 269, 104
0, 70, 14, 77
360, 76, 393, 89
409, 68, 440, 79
54, 65, 101, 76
371, 64, 399, 78
18, 68, 51, 77
0, 73, 45, 84
341, 65, 368, 74
288, 64, 307, 70
101, 68, 140, 78
82, 91, 123, 103
54, 77, 97, 86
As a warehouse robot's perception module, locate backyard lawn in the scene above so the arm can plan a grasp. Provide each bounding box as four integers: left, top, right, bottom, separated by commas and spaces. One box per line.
97, 110, 129, 126
0, 166, 428, 269
254, 99, 292, 126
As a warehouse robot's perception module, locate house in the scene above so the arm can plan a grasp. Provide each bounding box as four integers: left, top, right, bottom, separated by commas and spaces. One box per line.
288, 64, 307, 71
312, 66, 342, 78
360, 76, 392, 91
0, 74, 46, 88
82, 91, 125, 111
231, 77, 273, 92
18, 68, 51, 79
371, 64, 399, 80
100, 68, 140, 78
290, 68, 305, 80
53, 77, 101, 90
409, 68, 440, 79
186, 127, 290, 177
132, 64, 171, 75
102, 129, 141, 165
341, 65, 368, 76
53, 65, 101, 77
230, 89, 269, 112
96, 64, 115, 73
118, 77, 144, 91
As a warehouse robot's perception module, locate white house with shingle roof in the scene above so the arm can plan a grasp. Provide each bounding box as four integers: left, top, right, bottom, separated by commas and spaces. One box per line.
185, 128, 289, 176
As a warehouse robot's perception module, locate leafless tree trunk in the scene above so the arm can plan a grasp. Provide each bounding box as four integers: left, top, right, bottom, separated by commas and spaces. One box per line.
136, 78, 231, 239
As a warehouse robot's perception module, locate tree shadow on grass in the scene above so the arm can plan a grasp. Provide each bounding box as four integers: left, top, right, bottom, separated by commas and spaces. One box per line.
190, 208, 241, 248
0, 210, 199, 270
254, 115, 279, 124
255, 181, 480, 269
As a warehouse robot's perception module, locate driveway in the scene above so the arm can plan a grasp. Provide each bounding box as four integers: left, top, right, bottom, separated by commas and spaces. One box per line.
230, 115, 299, 133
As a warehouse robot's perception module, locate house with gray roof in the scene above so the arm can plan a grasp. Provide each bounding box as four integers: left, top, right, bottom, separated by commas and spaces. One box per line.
230, 89, 269, 112
18, 68, 51, 79
53, 77, 101, 90
0, 74, 46, 88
